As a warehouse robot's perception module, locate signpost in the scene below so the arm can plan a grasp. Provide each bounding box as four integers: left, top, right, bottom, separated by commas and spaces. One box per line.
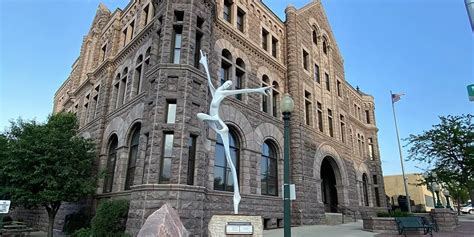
0, 200, 10, 214
0, 200, 11, 229
282, 184, 296, 201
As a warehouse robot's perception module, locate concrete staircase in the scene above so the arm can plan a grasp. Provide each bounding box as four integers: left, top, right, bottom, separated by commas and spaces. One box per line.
323, 213, 357, 225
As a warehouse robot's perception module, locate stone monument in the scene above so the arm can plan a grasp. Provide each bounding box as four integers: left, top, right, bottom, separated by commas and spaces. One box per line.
137, 203, 189, 237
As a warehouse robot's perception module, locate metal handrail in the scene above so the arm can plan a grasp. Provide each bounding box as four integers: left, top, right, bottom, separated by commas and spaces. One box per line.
337, 206, 357, 223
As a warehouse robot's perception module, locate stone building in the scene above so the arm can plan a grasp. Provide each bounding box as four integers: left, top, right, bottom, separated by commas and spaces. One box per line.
50, 0, 387, 235
384, 174, 447, 212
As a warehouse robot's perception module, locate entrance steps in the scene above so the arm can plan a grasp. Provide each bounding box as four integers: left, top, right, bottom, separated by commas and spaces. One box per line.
323, 213, 357, 225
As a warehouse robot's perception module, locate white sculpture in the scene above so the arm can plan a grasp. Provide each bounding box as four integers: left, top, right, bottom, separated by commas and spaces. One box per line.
198, 50, 272, 214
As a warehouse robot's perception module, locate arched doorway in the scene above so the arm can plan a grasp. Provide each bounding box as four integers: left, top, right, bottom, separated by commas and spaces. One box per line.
321, 156, 339, 213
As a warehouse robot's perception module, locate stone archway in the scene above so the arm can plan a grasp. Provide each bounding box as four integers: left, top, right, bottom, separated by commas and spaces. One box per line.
313, 143, 350, 210
320, 156, 341, 213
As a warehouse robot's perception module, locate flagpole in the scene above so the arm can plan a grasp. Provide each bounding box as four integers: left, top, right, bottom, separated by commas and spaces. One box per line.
390, 91, 411, 213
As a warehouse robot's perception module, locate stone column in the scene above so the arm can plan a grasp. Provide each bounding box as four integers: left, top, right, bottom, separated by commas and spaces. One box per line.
430, 208, 458, 231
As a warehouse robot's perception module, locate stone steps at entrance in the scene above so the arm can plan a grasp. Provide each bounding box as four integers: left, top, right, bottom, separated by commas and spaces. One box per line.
323, 212, 357, 225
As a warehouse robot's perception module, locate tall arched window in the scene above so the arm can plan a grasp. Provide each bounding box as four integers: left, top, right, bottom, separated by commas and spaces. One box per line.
118, 68, 128, 106
272, 82, 280, 117
221, 49, 233, 85
357, 134, 362, 155
125, 124, 141, 190
113, 73, 121, 109
214, 128, 240, 191
322, 37, 328, 55
145, 47, 151, 67
262, 75, 270, 113
133, 55, 143, 96
312, 26, 318, 45
103, 135, 118, 193
361, 136, 365, 157
235, 58, 245, 100
362, 173, 369, 206
261, 141, 278, 196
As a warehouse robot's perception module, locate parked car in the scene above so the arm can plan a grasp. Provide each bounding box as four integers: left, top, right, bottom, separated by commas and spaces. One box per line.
461, 204, 473, 214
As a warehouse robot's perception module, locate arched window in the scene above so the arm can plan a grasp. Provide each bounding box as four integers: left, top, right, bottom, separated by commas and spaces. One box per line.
362, 173, 369, 206
261, 141, 278, 196
103, 135, 118, 193
113, 73, 121, 109
125, 124, 141, 190
221, 49, 233, 85
118, 68, 128, 106
214, 128, 240, 191
323, 37, 328, 55
133, 55, 143, 96
122, 68, 128, 77
145, 47, 151, 66
361, 136, 365, 157
357, 134, 362, 155
235, 58, 245, 100
312, 26, 318, 45
272, 81, 279, 117
262, 75, 270, 113
136, 55, 143, 64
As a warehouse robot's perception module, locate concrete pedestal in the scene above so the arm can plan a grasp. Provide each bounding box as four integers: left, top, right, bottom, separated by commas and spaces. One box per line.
208, 215, 263, 237
431, 208, 458, 232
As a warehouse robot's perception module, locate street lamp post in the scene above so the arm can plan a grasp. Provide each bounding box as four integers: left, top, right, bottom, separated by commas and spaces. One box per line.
281, 93, 294, 237
443, 189, 451, 209
433, 183, 444, 208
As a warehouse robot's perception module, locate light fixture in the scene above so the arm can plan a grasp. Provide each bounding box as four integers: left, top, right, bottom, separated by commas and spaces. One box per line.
433, 183, 440, 191
422, 173, 429, 180
281, 93, 295, 113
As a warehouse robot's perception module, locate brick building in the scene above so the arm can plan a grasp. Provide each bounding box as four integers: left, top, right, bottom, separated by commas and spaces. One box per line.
50, 0, 387, 235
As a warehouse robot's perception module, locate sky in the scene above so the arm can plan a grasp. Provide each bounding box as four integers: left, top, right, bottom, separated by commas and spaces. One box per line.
0, 0, 472, 176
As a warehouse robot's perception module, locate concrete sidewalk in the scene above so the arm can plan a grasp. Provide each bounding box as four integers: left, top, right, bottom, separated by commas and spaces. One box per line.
264, 218, 474, 237
263, 221, 377, 237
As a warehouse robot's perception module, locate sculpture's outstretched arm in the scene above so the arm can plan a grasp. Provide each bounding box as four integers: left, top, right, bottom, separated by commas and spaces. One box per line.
199, 50, 215, 96
220, 86, 272, 97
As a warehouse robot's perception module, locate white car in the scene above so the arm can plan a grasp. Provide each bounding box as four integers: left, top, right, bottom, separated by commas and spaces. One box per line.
461, 204, 473, 214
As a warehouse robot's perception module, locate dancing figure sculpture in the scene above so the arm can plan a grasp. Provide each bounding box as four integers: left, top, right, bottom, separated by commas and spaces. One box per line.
197, 51, 272, 214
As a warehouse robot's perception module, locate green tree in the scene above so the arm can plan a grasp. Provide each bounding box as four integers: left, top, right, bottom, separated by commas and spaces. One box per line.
406, 114, 474, 206
0, 113, 96, 237
444, 181, 469, 215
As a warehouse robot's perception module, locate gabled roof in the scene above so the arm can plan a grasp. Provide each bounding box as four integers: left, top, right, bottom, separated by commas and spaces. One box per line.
296, 0, 344, 63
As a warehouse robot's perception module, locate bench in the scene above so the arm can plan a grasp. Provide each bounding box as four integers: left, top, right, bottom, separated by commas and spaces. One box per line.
421, 215, 438, 233
395, 217, 433, 236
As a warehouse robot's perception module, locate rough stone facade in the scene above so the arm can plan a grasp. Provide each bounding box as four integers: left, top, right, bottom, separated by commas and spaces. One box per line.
42, 0, 387, 235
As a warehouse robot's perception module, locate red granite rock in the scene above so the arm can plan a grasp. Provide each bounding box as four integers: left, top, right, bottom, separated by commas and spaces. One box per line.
137, 203, 189, 237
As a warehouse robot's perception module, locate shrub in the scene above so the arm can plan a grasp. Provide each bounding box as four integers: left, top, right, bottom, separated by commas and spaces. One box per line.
1, 215, 13, 227
63, 210, 91, 234
72, 228, 92, 237
91, 199, 129, 237
377, 209, 413, 217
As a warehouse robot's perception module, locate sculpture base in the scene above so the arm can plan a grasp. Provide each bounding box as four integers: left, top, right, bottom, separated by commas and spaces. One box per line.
208, 215, 263, 237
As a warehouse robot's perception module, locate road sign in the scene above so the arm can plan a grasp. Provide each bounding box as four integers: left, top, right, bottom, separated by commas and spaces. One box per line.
281, 184, 296, 200
468, 84, 474, 102
0, 200, 11, 214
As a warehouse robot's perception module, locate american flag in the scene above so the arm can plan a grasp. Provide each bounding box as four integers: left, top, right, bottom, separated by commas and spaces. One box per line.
391, 93, 405, 103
